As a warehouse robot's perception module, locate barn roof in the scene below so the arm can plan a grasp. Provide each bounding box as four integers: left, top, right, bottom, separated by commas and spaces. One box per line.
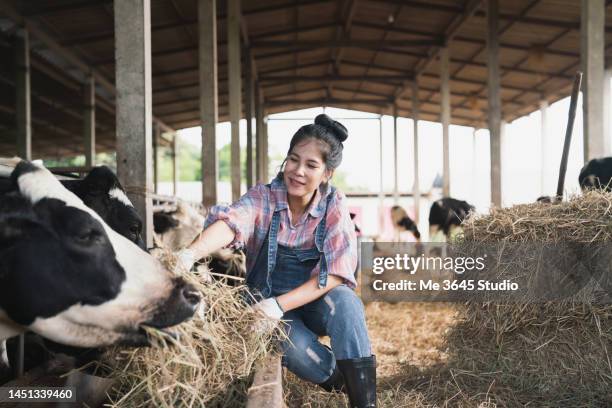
0, 0, 611, 157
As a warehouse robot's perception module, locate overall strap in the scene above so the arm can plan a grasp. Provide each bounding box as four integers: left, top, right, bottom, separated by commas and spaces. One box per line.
314, 188, 336, 288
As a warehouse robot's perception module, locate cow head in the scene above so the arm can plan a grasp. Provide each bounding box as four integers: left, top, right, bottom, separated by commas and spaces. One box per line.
74, 166, 145, 249
0, 161, 201, 348
153, 201, 205, 251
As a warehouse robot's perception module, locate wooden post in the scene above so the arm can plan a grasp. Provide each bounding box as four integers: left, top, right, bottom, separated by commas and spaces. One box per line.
581, 0, 606, 161
83, 73, 96, 167
228, 0, 242, 200
412, 80, 420, 225
114, 0, 154, 248
440, 46, 451, 197
15, 27, 31, 160
487, 0, 502, 207
199, 0, 218, 207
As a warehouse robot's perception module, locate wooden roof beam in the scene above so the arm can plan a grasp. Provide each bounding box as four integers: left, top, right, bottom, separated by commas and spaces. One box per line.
250, 39, 443, 49
259, 74, 412, 83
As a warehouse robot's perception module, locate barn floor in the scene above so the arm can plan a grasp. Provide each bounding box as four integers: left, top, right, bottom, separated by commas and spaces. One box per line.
283, 302, 460, 407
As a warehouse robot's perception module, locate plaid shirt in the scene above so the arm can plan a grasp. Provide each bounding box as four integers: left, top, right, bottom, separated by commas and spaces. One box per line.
204, 175, 358, 288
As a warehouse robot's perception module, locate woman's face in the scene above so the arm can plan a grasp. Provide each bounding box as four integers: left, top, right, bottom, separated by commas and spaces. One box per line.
283, 139, 332, 201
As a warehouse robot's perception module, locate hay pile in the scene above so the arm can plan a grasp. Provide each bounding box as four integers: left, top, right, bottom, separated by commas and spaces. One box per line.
438, 191, 612, 406
96, 253, 282, 407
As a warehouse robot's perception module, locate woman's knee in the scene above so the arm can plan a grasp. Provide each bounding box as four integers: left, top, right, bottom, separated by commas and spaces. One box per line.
324, 285, 366, 318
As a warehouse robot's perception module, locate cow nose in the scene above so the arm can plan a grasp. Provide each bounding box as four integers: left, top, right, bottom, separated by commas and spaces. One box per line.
181, 284, 201, 307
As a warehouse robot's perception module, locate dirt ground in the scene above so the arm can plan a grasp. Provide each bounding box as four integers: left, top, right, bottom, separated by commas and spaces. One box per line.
284, 302, 460, 407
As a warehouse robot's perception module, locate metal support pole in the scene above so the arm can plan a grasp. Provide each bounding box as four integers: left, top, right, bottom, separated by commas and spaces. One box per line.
255, 85, 263, 184
540, 100, 548, 196
440, 47, 451, 197
378, 116, 384, 235
412, 80, 420, 225
487, 0, 502, 207
199, 0, 218, 207
172, 133, 178, 196
153, 122, 159, 193
15, 27, 31, 160
245, 49, 254, 188
228, 0, 242, 200
83, 73, 95, 167
393, 105, 399, 204
581, 0, 606, 161
263, 115, 269, 182
114, 0, 153, 248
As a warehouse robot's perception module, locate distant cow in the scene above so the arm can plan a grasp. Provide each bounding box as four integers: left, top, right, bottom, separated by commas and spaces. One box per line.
154, 204, 246, 285
0, 161, 201, 349
390, 206, 421, 242
579, 157, 612, 192
429, 198, 474, 241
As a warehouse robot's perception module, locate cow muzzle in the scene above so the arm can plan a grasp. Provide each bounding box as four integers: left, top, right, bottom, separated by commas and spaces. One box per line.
142, 278, 202, 330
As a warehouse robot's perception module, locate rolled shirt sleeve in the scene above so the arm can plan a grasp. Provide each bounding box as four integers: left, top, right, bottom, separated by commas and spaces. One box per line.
316, 192, 358, 288
204, 184, 267, 248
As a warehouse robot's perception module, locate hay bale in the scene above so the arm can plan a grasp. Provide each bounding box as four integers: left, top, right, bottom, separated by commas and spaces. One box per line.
438, 191, 612, 406
95, 251, 283, 407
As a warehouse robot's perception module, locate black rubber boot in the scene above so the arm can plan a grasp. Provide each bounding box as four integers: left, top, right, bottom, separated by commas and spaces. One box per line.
336, 355, 376, 408
318, 363, 345, 392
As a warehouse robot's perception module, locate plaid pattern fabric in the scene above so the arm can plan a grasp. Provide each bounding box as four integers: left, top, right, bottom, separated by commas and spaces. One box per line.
205, 174, 358, 288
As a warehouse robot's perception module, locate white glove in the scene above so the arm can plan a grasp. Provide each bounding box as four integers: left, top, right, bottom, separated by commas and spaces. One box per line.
252, 297, 284, 320
251, 298, 284, 334
175, 248, 196, 273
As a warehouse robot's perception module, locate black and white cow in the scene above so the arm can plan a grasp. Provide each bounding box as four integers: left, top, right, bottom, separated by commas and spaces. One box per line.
64, 166, 145, 248
0, 161, 201, 350
428, 197, 474, 241
579, 157, 612, 192
390, 206, 421, 242
1, 159, 145, 249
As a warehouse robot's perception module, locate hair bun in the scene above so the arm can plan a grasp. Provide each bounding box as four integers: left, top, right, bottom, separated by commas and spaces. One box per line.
314, 114, 348, 142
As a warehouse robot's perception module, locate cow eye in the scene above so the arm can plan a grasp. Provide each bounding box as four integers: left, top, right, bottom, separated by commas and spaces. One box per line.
75, 229, 102, 244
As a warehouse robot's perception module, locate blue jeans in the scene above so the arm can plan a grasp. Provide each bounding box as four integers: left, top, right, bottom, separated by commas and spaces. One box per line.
280, 285, 371, 384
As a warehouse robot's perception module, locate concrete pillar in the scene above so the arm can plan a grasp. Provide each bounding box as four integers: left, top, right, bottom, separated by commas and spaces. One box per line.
393, 105, 399, 203
114, 0, 153, 248
255, 85, 263, 183
15, 28, 31, 160
540, 100, 548, 196
412, 81, 420, 225
581, 0, 606, 161
440, 46, 451, 197
199, 0, 218, 207
487, 0, 502, 207
153, 123, 159, 193
172, 133, 178, 196
83, 74, 95, 167
245, 50, 254, 188
228, 0, 242, 200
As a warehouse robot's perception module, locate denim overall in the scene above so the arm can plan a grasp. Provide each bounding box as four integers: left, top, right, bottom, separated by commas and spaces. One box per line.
247, 187, 371, 384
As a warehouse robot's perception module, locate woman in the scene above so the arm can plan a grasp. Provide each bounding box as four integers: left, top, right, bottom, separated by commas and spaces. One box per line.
178, 114, 376, 408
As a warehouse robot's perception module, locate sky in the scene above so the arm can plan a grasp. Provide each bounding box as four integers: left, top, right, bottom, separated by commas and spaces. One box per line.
177, 91, 601, 205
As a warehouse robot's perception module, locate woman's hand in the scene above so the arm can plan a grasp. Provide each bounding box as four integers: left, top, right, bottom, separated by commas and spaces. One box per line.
251, 297, 284, 333
252, 297, 284, 319
175, 220, 235, 272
